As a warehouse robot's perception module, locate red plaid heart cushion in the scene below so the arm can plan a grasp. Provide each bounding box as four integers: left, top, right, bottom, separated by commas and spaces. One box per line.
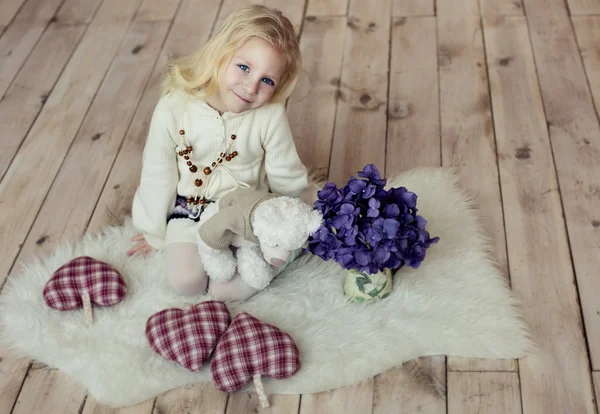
211, 312, 301, 392
43, 256, 126, 310
145, 301, 231, 372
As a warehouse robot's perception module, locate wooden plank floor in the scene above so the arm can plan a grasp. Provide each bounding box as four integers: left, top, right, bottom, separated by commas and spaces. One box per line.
0, 0, 599, 412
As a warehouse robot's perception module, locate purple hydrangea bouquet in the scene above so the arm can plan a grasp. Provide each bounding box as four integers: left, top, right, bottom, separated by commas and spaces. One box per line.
307, 164, 439, 302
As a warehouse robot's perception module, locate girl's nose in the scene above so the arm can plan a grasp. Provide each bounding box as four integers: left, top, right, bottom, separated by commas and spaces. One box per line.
244, 80, 258, 95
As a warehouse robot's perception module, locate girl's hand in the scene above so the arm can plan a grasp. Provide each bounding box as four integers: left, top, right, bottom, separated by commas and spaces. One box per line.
127, 234, 155, 256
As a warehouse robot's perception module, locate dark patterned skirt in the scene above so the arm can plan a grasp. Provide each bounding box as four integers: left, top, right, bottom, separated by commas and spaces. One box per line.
167, 195, 214, 223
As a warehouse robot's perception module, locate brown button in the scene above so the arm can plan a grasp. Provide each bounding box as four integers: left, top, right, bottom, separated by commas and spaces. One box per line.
195, 179, 203, 187
220, 152, 224, 157
179, 129, 185, 135
186, 161, 192, 166
183, 150, 189, 155
226, 156, 231, 161
186, 197, 192, 203
204, 167, 212, 175
232, 151, 238, 156
187, 146, 193, 151
190, 165, 198, 173
212, 162, 216, 167
178, 151, 183, 156
184, 156, 189, 160
218, 159, 223, 163
199, 199, 206, 205
231, 134, 236, 140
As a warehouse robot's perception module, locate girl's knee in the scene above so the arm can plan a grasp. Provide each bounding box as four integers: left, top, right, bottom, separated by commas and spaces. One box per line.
169, 271, 208, 296
166, 242, 207, 296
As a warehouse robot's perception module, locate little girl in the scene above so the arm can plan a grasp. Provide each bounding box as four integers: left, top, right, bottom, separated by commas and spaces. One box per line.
127, 5, 310, 301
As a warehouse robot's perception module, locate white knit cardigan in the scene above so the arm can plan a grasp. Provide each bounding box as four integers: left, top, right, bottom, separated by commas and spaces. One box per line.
132, 90, 308, 249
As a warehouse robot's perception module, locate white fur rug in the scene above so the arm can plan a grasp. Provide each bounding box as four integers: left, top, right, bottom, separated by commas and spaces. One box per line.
0, 167, 534, 407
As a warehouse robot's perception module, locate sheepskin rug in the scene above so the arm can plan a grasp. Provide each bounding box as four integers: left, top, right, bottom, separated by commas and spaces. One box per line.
0, 167, 534, 407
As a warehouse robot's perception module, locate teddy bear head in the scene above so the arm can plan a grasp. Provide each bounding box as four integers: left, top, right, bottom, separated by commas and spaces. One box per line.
251, 196, 323, 266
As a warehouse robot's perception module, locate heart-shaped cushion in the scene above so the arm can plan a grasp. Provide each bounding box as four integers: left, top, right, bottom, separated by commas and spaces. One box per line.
145, 301, 231, 372
211, 312, 301, 392
43, 256, 126, 310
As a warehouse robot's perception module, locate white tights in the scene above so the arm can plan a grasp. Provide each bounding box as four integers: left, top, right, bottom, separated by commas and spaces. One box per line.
166, 243, 258, 301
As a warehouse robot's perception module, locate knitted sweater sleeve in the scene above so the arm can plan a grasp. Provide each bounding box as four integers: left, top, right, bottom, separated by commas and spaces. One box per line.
261, 103, 308, 197
131, 98, 179, 249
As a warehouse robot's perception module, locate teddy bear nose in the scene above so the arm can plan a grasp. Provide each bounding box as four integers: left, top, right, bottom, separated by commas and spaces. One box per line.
270, 258, 286, 267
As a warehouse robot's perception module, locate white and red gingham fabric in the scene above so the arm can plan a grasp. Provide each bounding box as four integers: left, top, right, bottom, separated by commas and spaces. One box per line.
145, 301, 231, 372
211, 312, 301, 392
43, 256, 126, 310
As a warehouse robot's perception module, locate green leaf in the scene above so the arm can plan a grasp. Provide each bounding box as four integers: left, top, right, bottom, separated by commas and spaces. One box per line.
355, 275, 371, 293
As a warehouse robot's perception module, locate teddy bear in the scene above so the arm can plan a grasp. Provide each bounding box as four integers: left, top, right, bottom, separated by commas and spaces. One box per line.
196, 189, 323, 290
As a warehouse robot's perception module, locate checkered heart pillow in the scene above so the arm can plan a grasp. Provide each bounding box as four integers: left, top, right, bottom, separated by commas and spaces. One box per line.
211, 311, 301, 406
43, 256, 126, 310
145, 301, 231, 372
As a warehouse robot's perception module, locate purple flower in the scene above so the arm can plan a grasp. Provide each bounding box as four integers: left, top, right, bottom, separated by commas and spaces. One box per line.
346, 177, 366, 194
307, 164, 439, 275
358, 164, 387, 186
367, 198, 380, 218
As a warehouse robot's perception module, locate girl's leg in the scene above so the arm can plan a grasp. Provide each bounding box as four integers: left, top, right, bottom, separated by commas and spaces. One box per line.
166, 242, 208, 296
208, 274, 258, 302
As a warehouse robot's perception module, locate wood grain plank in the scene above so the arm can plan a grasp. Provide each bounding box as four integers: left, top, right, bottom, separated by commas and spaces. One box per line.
447, 372, 522, 414
135, 0, 180, 22
12, 366, 86, 414
594, 372, 600, 413
570, 16, 600, 371
299, 382, 374, 414
328, 0, 391, 185
306, 0, 347, 17
437, 0, 515, 373
483, 15, 596, 414
82, 397, 154, 413
0, 0, 103, 101
0, 23, 45, 99
480, 0, 524, 16
392, 0, 433, 16
373, 359, 446, 414
12, 0, 64, 23
87, 0, 221, 234
57, 0, 104, 24
0, 0, 141, 289
0, 345, 30, 414
386, 16, 439, 173
287, 15, 346, 179
568, 0, 600, 14
0, 0, 27, 26
216, 0, 305, 35
523, 0, 600, 370
0, 21, 88, 182
227, 393, 300, 414
153, 383, 227, 414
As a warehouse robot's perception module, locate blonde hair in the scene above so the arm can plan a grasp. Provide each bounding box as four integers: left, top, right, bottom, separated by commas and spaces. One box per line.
161, 5, 301, 103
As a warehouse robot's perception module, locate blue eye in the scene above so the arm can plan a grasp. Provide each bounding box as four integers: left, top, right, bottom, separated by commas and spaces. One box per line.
262, 78, 275, 86
238, 64, 249, 72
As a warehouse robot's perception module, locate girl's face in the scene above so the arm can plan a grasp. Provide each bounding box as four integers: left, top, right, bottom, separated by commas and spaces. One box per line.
208, 37, 288, 114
